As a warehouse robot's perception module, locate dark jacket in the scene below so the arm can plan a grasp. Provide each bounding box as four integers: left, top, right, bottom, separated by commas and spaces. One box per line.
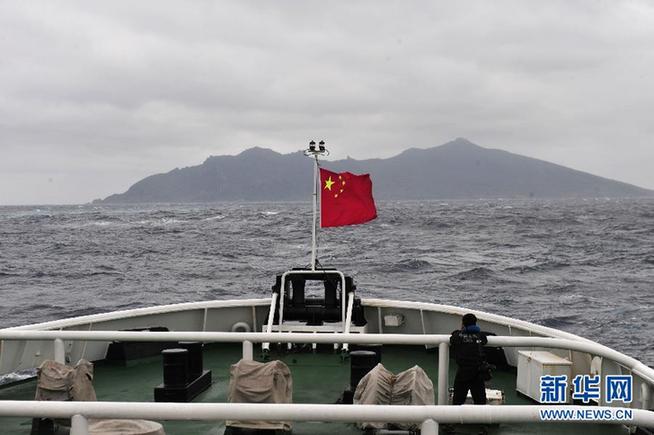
450, 326, 488, 379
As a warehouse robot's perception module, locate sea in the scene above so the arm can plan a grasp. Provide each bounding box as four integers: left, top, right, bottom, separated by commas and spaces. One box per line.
0, 199, 652, 371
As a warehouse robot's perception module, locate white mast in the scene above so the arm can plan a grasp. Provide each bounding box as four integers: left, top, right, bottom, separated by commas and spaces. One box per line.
304, 140, 328, 270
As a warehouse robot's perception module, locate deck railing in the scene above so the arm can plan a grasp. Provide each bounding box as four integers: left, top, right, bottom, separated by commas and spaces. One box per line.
1, 330, 653, 434
2, 330, 653, 386
1, 401, 653, 435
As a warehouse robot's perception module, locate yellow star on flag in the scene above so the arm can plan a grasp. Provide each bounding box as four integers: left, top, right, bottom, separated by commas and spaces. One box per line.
324, 176, 335, 191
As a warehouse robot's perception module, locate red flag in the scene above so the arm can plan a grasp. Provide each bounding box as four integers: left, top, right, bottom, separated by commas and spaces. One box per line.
320, 168, 377, 227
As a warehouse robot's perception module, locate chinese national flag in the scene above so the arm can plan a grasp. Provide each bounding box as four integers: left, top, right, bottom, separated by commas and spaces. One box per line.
320, 168, 377, 227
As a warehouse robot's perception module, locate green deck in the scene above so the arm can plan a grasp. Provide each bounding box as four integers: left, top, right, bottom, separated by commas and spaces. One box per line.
0, 344, 629, 434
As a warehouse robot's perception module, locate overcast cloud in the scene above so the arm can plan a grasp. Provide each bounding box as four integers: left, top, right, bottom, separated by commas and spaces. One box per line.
1, 0, 654, 204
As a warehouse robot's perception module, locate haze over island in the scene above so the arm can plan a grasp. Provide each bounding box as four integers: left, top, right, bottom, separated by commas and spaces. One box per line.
3, 3, 654, 204
97, 138, 653, 203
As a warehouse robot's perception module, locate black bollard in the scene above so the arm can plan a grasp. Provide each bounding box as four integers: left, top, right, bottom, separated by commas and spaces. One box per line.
155, 346, 212, 402
350, 350, 378, 390
179, 342, 203, 379
162, 348, 189, 388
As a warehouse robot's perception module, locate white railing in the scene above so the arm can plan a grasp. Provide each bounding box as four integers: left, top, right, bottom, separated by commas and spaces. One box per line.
2, 331, 653, 384
261, 292, 278, 351
342, 291, 355, 352
0, 402, 653, 435
2, 331, 654, 406
2, 330, 654, 434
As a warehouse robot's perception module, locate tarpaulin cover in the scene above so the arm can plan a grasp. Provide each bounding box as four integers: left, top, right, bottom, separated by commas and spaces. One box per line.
35, 359, 96, 402
227, 359, 293, 431
88, 419, 165, 435
35, 360, 165, 433
353, 363, 434, 430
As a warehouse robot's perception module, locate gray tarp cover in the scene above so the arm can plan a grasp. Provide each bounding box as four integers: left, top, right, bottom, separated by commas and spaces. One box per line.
35, 359, 96, 402
88, 419, 165, 435
36, 360, 166, 434
227, 359, 293, 431
353, 363, 435, 430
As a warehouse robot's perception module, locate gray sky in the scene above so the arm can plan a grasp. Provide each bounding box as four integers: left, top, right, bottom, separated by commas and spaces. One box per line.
1, 1, 654, 205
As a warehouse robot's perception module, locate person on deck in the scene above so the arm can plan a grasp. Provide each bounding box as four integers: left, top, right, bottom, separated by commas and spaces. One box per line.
450, 313, 489, 405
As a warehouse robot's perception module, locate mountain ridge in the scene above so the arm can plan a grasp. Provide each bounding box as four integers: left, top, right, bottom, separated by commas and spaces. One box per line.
98, 139, 653, 203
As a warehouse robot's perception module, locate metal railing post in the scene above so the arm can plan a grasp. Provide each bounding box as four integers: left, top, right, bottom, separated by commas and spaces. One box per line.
421, 418, 438, 435
242, 340, 253, 361
438, 342, 449, 405
262, 292, 278, 352
54, 338, 65, 364
342, 292, 355, 352
70, 414, 88, 435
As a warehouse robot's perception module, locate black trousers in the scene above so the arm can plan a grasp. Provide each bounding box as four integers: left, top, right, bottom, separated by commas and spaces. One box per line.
452, 370, 487, 405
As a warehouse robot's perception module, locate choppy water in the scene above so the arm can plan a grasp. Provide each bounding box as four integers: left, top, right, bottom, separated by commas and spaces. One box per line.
0, 199, 652, 368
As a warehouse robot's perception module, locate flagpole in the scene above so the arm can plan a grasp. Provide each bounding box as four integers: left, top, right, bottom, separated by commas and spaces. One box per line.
305, 140, 328, 271
311, 153, 318, 271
